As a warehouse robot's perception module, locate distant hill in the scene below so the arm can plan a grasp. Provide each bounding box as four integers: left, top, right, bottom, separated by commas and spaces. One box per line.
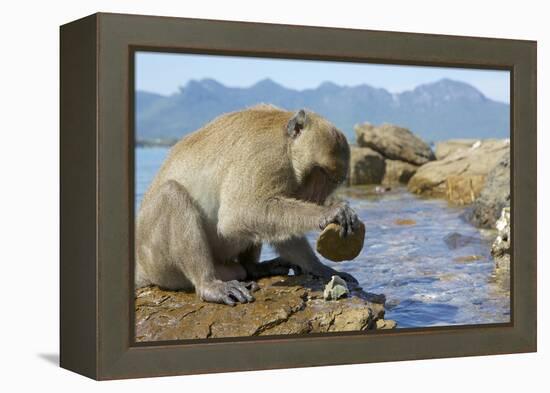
136, 78, 509, 143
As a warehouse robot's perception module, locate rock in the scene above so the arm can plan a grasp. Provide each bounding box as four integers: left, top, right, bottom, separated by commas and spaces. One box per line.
445, 174, 487, 205
444, 232, 482, 250
348, 146, 386, 185
491, 207, 511, 274
453, 255, 483, 263
135, 275, 394, 341
323, 275, 350, 300
435, 139, 478, 160
408, 139, 509, 204
469, 151, 511, 228
382, 159, 418, 185
355, 122, 435, 165
316, 222, 366, 262
375, 319, 397, 329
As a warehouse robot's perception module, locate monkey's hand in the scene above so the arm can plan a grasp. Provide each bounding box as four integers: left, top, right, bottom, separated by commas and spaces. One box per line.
198, 280, 259, 306
319, 202, 360, 238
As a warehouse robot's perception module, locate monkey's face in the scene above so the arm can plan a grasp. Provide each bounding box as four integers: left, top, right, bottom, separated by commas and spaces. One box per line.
287, 110, 350, 202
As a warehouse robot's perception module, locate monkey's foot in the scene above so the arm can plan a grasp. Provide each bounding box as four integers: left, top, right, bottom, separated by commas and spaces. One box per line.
244, 257, 303, 280
198, 280, 259, 306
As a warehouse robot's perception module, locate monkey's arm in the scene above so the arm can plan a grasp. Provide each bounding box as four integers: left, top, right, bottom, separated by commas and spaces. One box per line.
219, 196, 357, 242
263, 196, 360, 239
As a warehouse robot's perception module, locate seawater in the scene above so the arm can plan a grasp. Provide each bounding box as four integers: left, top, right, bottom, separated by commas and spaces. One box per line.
135, 147, 510, 328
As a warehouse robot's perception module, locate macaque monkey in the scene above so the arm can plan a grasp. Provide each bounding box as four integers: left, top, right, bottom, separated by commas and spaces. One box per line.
136, 105, 360, 306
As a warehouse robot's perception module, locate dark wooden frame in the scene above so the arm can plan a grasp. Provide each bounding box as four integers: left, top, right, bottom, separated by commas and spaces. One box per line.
60, 12, 537, 380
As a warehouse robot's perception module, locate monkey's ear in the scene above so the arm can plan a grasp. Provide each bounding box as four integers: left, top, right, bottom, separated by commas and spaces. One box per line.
287, 109, 307, 138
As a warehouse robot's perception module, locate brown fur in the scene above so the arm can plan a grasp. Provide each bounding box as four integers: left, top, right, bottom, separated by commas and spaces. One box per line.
136, 104, 358, 305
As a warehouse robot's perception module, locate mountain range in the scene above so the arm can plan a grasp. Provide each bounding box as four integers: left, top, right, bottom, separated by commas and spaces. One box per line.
136, 78, 509, 143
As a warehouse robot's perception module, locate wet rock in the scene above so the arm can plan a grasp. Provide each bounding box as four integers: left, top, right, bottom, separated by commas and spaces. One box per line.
323, 275, 350, 300
444, 232, 482, 250
491, 207, 511, 274
453, 255, 483, 263
135, 275, 394, 341
435, 139, 478, 160
394, 219, 416, 226
348, 146, 386, 185
382, 159, 418, 185
408, 139, 509, 205
355, 122, 435, 165
316, 222, 366, 262
469, 151, 511, 228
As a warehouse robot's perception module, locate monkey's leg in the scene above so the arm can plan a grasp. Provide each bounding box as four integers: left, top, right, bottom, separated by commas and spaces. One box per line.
272, 236, 358, 284
238, 244, 301, 280
138, 180, 257, 306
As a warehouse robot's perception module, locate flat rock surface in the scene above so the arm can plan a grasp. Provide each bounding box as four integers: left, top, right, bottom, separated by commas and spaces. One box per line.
135, 275, 393, 342
408, 139, 509, 204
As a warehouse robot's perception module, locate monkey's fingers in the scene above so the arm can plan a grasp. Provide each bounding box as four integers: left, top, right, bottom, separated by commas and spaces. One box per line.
226, 280, 256, 303
339, 207, 353, 238
227, 287, 249, 303
219, 295, 236, 306
346, 208, 360, 236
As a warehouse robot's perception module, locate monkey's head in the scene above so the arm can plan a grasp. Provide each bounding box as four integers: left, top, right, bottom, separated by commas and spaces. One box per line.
286, 109, 350, 203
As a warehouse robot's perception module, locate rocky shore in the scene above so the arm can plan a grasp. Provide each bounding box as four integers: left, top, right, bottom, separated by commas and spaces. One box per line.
136, 275, 395, 342
347, 121, 510, 285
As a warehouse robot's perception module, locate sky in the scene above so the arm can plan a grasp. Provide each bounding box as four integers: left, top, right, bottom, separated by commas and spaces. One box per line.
136, 51, 510, 103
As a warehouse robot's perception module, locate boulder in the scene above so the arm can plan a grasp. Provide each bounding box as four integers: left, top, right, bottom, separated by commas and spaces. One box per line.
408, 139, 509, 205
354, 122, 435, 165
135, 275, 394, 342
469, 151, 511, 228
382, 159, 418, 185
348, 147, 418, 186
348, 146, 386, 185
435, 139, 478, 160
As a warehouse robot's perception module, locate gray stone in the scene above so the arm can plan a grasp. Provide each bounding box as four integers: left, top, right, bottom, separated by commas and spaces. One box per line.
491, 207, 511, 274
469, 151, 510, 228
323, 275, 350, 300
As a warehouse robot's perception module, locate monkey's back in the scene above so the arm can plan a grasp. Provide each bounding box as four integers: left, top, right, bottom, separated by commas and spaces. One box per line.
140, 106, 297, 221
